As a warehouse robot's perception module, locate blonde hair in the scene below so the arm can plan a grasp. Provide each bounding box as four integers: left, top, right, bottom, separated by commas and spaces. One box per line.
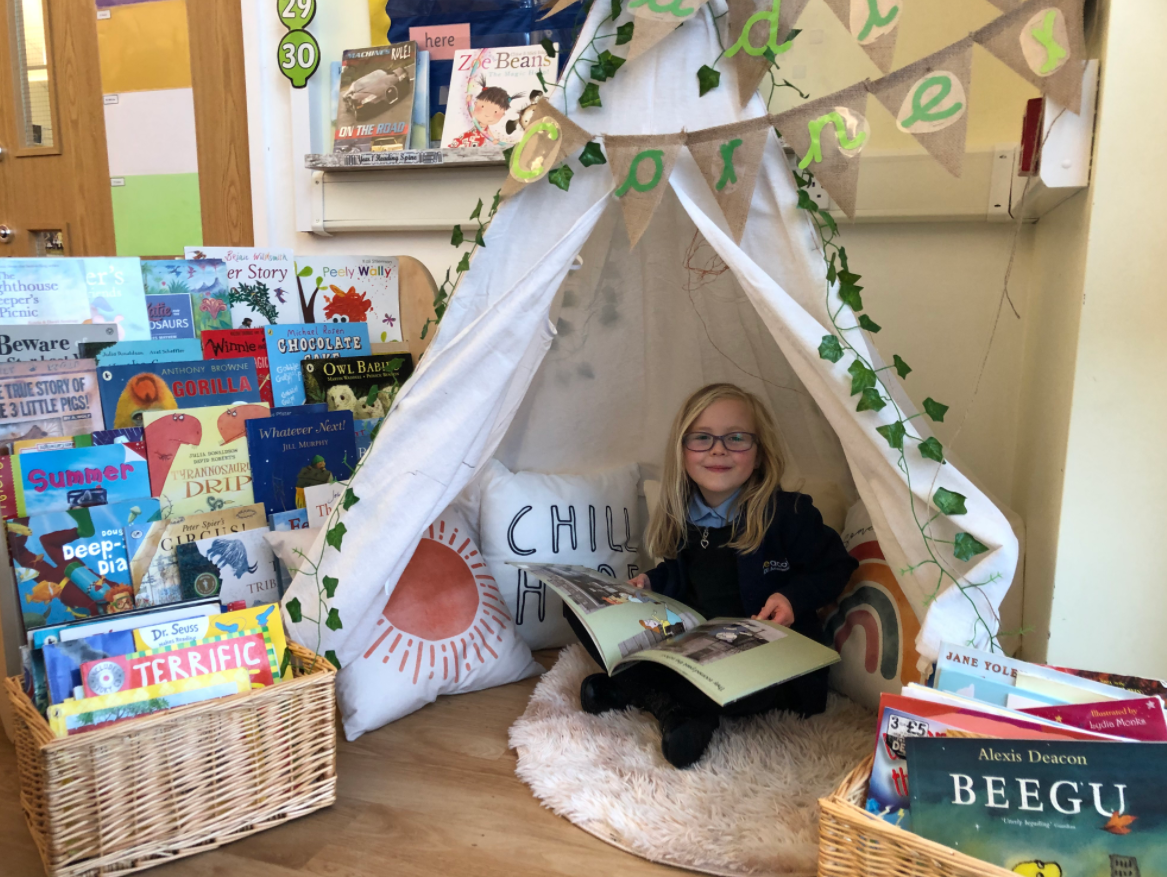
645, 383, 786, 558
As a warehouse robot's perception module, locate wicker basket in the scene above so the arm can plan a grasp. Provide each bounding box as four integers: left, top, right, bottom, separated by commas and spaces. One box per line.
6, 641, 338, 877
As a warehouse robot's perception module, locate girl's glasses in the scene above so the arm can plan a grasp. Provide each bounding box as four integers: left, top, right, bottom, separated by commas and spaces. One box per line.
682, 432, 757, 452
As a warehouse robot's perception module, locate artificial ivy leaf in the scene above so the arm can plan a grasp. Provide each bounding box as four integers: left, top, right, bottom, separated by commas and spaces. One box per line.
474, 227, 486, 247
491, 189, 502, 214
876, 421, 906, 450
933, 487, 968, 516
697, 65, 721, 96
325, 650, 341, 670
325, 608, 343, 631
918, 436, 945, 463
783, 28, 802, 43
297, 265, 313, 277
611, 0, 622, 17
365, 385, 379, 407
796, 189, 819, 213
457, 252, 471, 273
286, 597, 302, 623
616, 21, 634, 45
763, 46, 777, 65
892, 354, 911, 378
469, 198, 483, 221
856, 388, 886, 412
540, 37, 557, 58
838, 246, 850, 272
826, 256, 837, 284
820, 211, 839, 235
848, 360, 876, 395
838, 283, 864, 312
923, 397, 949, 423
342, 487, 359, 511
548, 164, 574, 191
590, 61, 609, 82
322, 575, 339, 598
598, 50, 625, 78
838, 270, 861, 286
326, 522, 347, 551
503, 145, 514, 165
537, 70, 549, 92
579, 82, 602, 108
953, 532, 989, 562
579, 141, 607, 167
858, 315, 881, 333
450, 224, 464, 247
818, 334, 843, 363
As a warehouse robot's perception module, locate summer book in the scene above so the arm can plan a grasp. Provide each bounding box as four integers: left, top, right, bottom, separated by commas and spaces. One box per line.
12, 443, 150, 517
513, 563, 840, 707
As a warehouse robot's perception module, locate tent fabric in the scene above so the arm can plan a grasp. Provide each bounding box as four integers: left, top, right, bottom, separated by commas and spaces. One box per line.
281, 1, 1019, 693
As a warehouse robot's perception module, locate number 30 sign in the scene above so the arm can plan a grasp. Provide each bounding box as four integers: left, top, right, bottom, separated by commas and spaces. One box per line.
277, 0, 319, 88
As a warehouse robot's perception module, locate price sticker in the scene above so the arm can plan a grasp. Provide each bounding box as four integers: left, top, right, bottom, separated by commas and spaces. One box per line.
277, 29, 320, 89
276, 0, 316, 31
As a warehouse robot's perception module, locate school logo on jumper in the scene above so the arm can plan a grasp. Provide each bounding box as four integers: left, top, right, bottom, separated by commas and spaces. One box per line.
763, 559, 789, 574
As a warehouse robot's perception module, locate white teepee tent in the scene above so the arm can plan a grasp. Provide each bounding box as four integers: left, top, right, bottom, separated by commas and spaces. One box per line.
281, 1, 1020, 731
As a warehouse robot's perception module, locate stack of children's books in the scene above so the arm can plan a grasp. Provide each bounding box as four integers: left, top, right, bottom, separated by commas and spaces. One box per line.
867, 641, 1167, 874
0, 254, 413, 736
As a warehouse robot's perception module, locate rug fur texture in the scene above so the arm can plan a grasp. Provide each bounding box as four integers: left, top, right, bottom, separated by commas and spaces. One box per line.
509, 645, 875, 877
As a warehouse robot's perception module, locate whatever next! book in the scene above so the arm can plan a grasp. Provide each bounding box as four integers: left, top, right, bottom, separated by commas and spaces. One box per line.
264, 323, 371, 408
98, 358, 262, 429
334, 41, 416, 153
246, 410, 357, 514
441, 46, 555, 149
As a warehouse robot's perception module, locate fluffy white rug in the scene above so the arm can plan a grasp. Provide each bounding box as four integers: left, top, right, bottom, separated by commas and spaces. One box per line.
509, 645, 875, 877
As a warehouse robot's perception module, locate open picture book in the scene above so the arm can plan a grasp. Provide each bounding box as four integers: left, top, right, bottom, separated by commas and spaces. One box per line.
511, 563, 840, 707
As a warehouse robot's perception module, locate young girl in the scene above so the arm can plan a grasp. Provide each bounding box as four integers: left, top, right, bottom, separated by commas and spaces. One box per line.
447, 83, 512, 148
570, 383, 857, 768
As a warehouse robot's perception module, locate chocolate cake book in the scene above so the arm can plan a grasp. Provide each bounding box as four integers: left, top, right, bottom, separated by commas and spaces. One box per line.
97, 357, 262, 429
245, 409, 357, 514
264, 322, 371, 407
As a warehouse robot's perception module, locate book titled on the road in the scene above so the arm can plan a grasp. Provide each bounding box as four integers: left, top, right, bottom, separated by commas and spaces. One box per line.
511, 563, 840, 707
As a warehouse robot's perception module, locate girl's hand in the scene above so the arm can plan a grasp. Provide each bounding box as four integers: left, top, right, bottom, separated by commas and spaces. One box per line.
628, 573, 650, 589
753, 592, 794, 626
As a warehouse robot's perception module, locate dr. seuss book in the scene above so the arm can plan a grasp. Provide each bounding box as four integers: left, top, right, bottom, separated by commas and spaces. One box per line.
140, 403, 270, 518
335, 41, 416, 153
133, 601, 290, 680
246, 410, 357, 514
29, 599, 220, 650
301, 353, 412, 418
81, 338, 203, 366
141, 259, 232, 337
98, 358, 262, 429
185, 246, 299, 326
146, 293, 195, 340
264, 323, 371, 408
43, 630, 136, 705
290, 257, 402, 341
12, 443, 150, 517
908, 737, 1167, 875
0, 324, 117, 362
7, 506, 137, 630
135, 503, 267, 608
0, 358, 102, 452
441, 46, 554, 148
176, 528, 279, 609
514, 564, 840, 707
201, 328, 273, 406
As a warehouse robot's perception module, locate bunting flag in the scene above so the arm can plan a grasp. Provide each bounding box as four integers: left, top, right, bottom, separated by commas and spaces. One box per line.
822, 0, 904, 74
726, 0, 811, 107
605, 132, 687, 247
983, 0, 1022, 11
501, 100, 593, 198
626, 0, 714, 63
973, 0, 1086, 110
869, 38, 973, 177
773, 82, 871, 218
539, 0, 583, 19
686, 117, 773, 242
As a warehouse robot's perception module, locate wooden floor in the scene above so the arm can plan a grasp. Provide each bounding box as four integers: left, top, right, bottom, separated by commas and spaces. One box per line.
0, 652, 682, 877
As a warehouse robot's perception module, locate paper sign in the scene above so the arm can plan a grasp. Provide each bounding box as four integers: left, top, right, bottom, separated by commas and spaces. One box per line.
409, 24, 469, 61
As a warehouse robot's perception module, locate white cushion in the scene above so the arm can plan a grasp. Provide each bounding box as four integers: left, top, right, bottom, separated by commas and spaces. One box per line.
479, 459, 643, 649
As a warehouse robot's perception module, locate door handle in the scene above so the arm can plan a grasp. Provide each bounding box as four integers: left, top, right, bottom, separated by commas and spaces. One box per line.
0, 226, 13, 244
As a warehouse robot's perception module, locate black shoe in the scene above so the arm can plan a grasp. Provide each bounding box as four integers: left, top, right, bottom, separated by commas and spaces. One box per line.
660, 711, 719, 769
580, 673, 632, 715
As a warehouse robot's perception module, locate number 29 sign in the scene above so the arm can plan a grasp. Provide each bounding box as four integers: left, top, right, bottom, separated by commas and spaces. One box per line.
277, 0, 319, 88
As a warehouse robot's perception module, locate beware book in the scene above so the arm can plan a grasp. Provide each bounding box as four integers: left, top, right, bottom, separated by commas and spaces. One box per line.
335, 42, 416, 153
201, 328, 273, 406
908, 738, 1167, 875
246, 410, 357, 514
141, 259, 232, 338
176, 528, 279, 609
0, 324, 118, 362
264, 323, 372, 407
146, 294, 195, 340
441, 45, 555, 149
515, 563, 840, 707
98, 358, 262, 429
140, 403, 270, 518
185, 246, 299, 326
0, 358, 102, 452
289, 258, 402, 341
12, 443, 150, 517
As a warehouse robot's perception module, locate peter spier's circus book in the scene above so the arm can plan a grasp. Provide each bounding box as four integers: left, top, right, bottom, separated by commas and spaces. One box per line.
440, 46, 554, 149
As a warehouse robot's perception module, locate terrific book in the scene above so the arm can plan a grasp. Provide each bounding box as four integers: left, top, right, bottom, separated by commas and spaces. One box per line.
12, 443, 150, 517
441, 46, 554, 148
334, 42, 416, 153
98, 358, 262, 429
184, 246, 299, 326
264, 323, 371, 407
202, 328, 274, 406
0, 324, 118, 362
516, 563, 840, 707
0, 358, 102, 452
246, 410, 357, 514
141, 260, 232, 337
289, 257, 402, 340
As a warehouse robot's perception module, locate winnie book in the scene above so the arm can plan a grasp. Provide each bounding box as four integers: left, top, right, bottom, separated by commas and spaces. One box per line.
334, 41, 416, 153
201, 328, 274, 406
513, 563, 840, 707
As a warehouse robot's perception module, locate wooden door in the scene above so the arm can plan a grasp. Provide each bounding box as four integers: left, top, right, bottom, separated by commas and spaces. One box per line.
0, 0, 115, 256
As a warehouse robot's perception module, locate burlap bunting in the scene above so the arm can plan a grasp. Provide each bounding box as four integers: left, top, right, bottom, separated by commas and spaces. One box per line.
501, 100, 594, 198
973, 0, 1086, 111
686, 118, 773, 242
869, 38, 973, 177
725, 0, 811, 107
626, 0, 714, 63
822, 0, 903, 74
773, 82, 871, 218
605, 132, 687, 247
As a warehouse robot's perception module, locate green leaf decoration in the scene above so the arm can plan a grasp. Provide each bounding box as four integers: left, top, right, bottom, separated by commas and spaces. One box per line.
325, 608, 343, 631
469, 198, 483, 221
826, 256, 837, 284
876, 421, 906, 450
838, 247, 850, 271
537, 69, 549, 92
325, 649, 341, 670
547, 164, 574, 191
763, 46, 777, 65
490, 189, 501, 214
579, 141, 607, 167
322, 576, 339, 598
579, 82, 602, 108
923, 397, 949, 422
783, 28, 802, 43
611, 0, 622, 18
456, 252, 471, 273
450, 224, 464, 247
697, 65, 721, 96
848, 360, 876, 396
820, 211, 839, 234
342, 487, 359, 510
503, 145, 514, 164
326, 522, 347, 551
286, 597, 302, 623
796, 189, 819, 213
933, 487, 968, 516
918, 436, 945, 463
315, 276, 323, 289
598, 50, 625, 78
858, 315, 881, 333
953, 532, 990, 562
365, 384, 379, 406
818, 334, 844, 363
838, 270, 861, 286
616, 21, 634, 45
590, 61, 609, 82
297, 265, 312, 277
540, 37, 557, 58
856, 388, 886, 412
838, 283, 864, 312
474, 227, 486, 247
892, 354, 911, 378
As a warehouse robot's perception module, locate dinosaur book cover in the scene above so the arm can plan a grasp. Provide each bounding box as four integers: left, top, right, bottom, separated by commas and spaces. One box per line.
146, 293, 195, 340
908, 737, 1167, 875
288, 257, 402, 342
185, 246, 298, 327
263, 322, 372, 408
201, 328, 273, 406
12, 443, 150, 517
97, 358, 262, 430
246, 409, 356, 515
175, 529, 279, 609
334, 42, 415, 154
141, 403, 270, 519
0, 358, 102, 453
141, 259, 232, 338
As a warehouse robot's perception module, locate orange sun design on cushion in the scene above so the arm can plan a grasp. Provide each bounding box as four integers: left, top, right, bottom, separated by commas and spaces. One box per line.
360, 519, 512, 685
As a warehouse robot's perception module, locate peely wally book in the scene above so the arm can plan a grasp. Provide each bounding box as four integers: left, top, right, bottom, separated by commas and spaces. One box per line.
908, 738, 1164, 875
